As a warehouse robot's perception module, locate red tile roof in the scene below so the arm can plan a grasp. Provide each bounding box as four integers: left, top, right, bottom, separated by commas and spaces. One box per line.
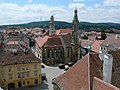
80, 39, 93, 48
109, 49, 120, 88
53, 53, 103, 90
53, 54, 90, 90
91, 40, 104, 53
36, 36, 50, 47
101, 35, 120, 47
0, 45, 41, 65
44, 38, 63, 47
93, 77, 120, 90
7, 41, 19, 45
56, 28, 72, 35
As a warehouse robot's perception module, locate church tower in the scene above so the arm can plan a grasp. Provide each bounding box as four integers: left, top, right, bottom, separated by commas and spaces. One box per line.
71, 9, 81, 62
49, 15, 55, 35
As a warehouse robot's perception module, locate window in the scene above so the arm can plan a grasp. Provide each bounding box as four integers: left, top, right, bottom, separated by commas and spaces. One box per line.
18, 73, 21, 78
1, 67, 3, 72
67, 49, 70, 58
8, 67, 12, 72
26, 72, 29, 77
2, 74, 4, 78
34, 64, 37, 69
34, 79, 38, 84
23, 81, 25, 85
22, 67, 25, 70
34, 71, 37, 76
8, 74, 12, 79
26, 66, 29, 70
17, 66, 20, 71
27, 81, 29, 84
22, 73, 25, 78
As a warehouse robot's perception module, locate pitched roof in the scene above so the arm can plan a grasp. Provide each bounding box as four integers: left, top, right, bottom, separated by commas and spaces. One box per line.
93, 77, 120, 90
44, 38, 63, 47
53, 54, 90, 90
56, 28, 72, 35
80, 39, 93, 48
0, 45, 40, 65
101, 35, 120, 47
109, 49, 120, 88
91, 40, 104, 53
60, 34, 72, 47
53, 53, 103, 90
36, 35, 50, 47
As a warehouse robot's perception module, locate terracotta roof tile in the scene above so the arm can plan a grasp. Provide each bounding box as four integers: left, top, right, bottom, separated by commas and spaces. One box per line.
91, 40, 104, 53
60, 34, 72, 47
0, 45, 40, 65
53, 54, 90, 90
93, 77, 120, 90
36, 35, 50, 47
44, 38, 63, 47
81, 39, 93, 48
101, 35, 120, 47
56, 28, 72, 35
109, 50, 120, 88
53, 53, 103, 90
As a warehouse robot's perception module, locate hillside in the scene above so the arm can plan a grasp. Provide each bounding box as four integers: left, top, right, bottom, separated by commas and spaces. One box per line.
0, 21, 120, 31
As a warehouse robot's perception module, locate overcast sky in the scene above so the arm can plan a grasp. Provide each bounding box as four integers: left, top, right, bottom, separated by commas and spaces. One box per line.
0, 0, 120, 25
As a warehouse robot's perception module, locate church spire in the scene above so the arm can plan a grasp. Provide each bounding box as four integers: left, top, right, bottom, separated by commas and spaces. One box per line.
71, 9, 81, 62
71, 9, 79, 45
49, 15, 55, 35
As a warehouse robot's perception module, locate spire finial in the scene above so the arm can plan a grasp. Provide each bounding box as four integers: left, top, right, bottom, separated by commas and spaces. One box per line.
75, 7, 77, 13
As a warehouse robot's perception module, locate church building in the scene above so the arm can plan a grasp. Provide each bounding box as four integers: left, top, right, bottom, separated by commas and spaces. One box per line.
35, 9, 81, 65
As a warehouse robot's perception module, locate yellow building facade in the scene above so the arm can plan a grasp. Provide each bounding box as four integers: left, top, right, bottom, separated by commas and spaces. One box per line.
0, 62, 41, 90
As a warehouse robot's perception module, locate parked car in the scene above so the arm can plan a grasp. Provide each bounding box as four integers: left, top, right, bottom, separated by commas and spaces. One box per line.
67, 62, 74, 67
64, 65, 69, 71
58, 64, 65, 69
41, 73, 46, 80
41, 65, 45, 68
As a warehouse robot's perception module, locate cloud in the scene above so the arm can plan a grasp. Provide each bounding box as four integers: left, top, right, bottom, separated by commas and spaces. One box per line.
0, 3, 67, 25
103, 0, 120, 6
68, 3, 85, 10
0, 1, 120, 25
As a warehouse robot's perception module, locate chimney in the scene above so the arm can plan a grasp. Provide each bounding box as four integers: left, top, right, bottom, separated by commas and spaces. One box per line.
99, 47, 108, 61
115, 35, 119, 39
103, 54, 113, 83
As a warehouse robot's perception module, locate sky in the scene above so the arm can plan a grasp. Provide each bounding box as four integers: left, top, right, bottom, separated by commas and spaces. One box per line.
0, 0, 120, 25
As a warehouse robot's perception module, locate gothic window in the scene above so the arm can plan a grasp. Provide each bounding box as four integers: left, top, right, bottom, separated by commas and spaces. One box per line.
67, 49, 70, 58
48, 50, 50, 58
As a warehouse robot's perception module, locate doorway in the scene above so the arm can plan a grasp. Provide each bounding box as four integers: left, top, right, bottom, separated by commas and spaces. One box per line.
18, 82, 22, 87
8, 83, 15, 89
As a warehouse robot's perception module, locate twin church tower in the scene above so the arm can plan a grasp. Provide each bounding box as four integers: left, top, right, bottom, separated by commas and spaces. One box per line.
49, 9, 80, 62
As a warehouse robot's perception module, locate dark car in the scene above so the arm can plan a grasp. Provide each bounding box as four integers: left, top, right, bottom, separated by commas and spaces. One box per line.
58, 64, 65, 69
41, 73, 46, 80
41, 65, 45, 68
67, 62, 74, 67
